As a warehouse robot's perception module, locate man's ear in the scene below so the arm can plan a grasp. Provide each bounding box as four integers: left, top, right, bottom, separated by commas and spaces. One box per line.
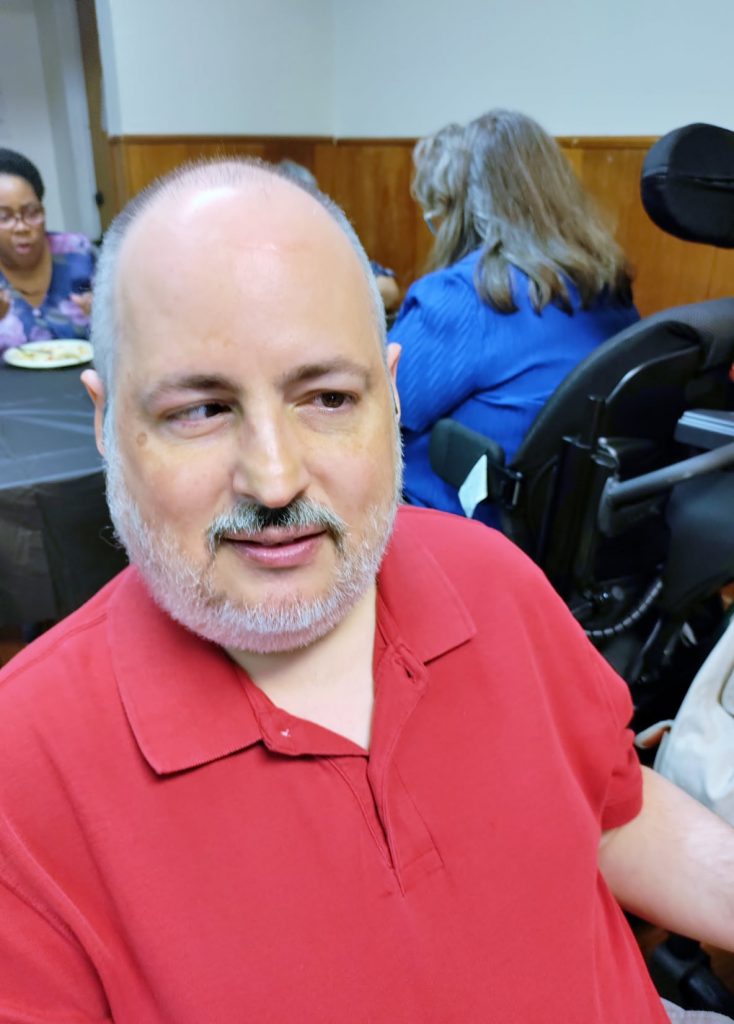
81, 369, 107, 457
386, 343, 401, 418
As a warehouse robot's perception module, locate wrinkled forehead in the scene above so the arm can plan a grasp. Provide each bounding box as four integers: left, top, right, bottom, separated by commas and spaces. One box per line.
115, 179, 379, 358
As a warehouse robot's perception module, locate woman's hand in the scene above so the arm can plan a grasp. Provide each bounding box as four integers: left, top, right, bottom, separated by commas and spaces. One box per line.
0, 288, 11, 320
70, 290, 93, 318
376, 275, 401, 313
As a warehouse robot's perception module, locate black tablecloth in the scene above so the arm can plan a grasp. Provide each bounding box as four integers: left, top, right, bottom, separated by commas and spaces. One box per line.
0, 362, 127, 626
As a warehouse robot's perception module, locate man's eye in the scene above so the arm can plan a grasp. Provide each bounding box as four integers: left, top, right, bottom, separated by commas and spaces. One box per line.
316, 392, 351, 410
170, 402, 230, 422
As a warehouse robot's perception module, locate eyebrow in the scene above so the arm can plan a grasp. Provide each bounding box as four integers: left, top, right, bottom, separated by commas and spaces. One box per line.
141, 359, 373, 409
142, 374, 235, 409
276, 358, 374, 389
0, 203, 42, 213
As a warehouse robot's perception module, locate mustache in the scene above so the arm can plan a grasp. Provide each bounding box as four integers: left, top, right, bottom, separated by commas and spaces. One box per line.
206, 498, 348, 553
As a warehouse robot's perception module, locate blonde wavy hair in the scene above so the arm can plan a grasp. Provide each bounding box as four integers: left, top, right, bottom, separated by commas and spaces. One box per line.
412, 109, 634, 313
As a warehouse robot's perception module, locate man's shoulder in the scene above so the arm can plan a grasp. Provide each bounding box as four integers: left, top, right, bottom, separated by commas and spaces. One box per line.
395, 503, 515, 549
0, 568, 132, 702
391, 505, 542, 594
383, 507, 583, 668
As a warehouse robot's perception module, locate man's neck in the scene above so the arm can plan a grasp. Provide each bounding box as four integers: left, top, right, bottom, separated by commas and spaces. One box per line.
226, 584, 378, 750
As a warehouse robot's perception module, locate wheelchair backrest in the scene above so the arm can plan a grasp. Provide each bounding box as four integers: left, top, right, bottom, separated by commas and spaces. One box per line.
507, 299, 734, 557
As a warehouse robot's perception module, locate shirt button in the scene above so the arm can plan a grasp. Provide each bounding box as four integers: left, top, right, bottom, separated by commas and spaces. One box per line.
33, 309, 41, 317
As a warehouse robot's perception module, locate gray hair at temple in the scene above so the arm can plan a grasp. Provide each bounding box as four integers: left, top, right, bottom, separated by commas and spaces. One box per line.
90, 157, 387, 405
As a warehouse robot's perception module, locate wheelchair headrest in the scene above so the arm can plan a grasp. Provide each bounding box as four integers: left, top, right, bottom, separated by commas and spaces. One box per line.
641, 123, 734, 248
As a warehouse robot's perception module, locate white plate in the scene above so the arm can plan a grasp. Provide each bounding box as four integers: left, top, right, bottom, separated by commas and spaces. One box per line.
3, 339, 93, 369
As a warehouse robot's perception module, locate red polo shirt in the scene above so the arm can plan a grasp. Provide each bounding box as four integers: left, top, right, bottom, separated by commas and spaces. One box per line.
0, 507, 667, 1023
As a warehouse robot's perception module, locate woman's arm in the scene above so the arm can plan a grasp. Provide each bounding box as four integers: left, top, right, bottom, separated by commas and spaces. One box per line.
599, 766, 734, 951
390, 272, 489, 433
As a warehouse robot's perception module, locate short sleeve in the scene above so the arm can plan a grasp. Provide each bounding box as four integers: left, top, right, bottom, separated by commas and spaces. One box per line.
586, 645, 644, 831
485, 532, 645, 835
47, 232, 94, 259
390, 271, 489, 433
73, 234, 97, 279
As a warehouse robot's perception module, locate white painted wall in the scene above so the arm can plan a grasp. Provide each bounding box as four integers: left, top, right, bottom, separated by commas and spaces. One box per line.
33, 0, 101, 238
0, 0, 65, 229
0, 0, 99, 235
96, 0, 333, 136
333, 0, 734, 137
3, 0, 730, 221
94, 0, 734, 139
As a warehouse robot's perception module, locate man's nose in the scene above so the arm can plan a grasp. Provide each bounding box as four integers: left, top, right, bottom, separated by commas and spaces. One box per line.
231, 414, 310, 509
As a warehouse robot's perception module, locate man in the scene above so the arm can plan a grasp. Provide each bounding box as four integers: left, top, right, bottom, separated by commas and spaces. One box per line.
0, 160, 732, 1023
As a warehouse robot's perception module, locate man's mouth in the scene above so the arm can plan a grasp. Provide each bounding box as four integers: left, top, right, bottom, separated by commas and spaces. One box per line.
221, 528, 327, 568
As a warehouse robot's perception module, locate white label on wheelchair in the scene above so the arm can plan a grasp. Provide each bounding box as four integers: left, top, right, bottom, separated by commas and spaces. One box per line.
458, 454, 489, 518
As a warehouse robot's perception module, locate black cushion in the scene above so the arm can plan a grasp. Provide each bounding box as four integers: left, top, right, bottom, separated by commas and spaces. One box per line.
642, 123, 734, 247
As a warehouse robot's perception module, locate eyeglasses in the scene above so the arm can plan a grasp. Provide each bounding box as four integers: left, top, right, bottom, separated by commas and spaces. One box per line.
0, 204, 45, 228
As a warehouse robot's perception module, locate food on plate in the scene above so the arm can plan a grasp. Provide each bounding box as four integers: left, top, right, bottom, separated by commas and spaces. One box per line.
3, 340, 93, 368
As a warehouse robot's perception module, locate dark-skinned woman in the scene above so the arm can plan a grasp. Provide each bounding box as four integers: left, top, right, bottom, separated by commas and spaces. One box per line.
0, 148, 95, 351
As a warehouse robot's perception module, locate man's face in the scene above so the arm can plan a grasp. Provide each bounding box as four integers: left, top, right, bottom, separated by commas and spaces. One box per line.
100, 180, 401, 652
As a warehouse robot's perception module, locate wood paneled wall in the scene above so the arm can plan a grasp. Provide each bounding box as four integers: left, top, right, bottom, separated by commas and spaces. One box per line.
558, 136, 734, 316
109, 135, 429, 297
109, 135, 734, 317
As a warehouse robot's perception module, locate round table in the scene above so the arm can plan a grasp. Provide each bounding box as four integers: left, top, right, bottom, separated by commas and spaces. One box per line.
0, 361, 127, 626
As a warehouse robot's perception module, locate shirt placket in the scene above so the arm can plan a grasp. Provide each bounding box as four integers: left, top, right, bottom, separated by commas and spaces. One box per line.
365, 643, 443, 892
241, 643, 443, 892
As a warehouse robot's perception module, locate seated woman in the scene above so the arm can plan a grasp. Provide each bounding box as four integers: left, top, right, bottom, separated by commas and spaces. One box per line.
390, 110, 640, 526
0, 149, 95, 351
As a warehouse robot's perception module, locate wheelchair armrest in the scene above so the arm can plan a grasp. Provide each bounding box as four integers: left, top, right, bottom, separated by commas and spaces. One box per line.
675, 409, 734, 450
598, 439, 734, 535
429, 419, 524, 514
429, 419, 506, 489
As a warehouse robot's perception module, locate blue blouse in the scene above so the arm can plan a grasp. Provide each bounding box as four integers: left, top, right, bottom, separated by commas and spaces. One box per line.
0, 232, 95, 351
390, 250, 640, 526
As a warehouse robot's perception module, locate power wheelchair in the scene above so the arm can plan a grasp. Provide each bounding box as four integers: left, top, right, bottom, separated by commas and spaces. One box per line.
428, 122, 734, 1015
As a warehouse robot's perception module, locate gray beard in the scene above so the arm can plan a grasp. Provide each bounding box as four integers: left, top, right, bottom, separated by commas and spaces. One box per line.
103, 427, 402, 655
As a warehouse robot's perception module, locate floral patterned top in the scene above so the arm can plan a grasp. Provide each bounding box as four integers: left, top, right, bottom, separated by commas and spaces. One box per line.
0, 232, 96, 351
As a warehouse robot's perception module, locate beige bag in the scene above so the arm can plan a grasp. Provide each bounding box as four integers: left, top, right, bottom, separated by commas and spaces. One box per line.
662, 997, 733, 1021
647, 617, 734, 825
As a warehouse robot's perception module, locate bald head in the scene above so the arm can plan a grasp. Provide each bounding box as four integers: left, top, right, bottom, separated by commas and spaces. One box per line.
91, 159, 386, 401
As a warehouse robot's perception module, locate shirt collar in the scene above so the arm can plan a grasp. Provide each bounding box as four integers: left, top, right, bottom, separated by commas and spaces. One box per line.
108, 568, 261, 776
376, 508, 476, 663
108, 508, 476, 776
